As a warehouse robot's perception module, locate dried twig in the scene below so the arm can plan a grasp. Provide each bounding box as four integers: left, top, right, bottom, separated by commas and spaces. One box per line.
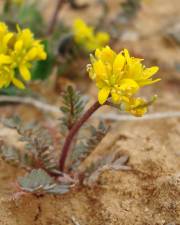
97, 111, 180, 121
0, 95, 180, 121
0, 95, 60, 114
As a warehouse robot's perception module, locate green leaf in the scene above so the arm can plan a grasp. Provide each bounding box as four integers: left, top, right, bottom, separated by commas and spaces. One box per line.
69, 121, 109, 170
0, 146, 20, 165
2, 119, 59, 174
31, 40, 54, 80
18, 169, 70, 194
2, 116, 21, 129
0, 145, 33, 168
60, 86, 87, 131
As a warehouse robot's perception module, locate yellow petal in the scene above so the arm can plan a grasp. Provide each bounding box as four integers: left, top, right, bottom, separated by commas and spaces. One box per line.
74, 19, 88, 32
3, 33, 14, 49
130, 107, 147, 117
95, 46, 116, 64
73, 18, 94, 47
0, 22, 8, 34
96, 32, 110, 45
26, 46, 47, 61
128, 61, 143, 79
15, 40, 23, 52
119, 79, 139, 95
39, 51, 47, 60
98, 86, 110, 104
25, 48, 37, 60
95, 49, 101, 59
0, 54, 12, 64
93, 60, 107, 79
20, 29, 33, 48
125, 98, 148, 117
96, 79, 107, 89
143, 66, 159, 79
123, 49, 131, 64
113, 53, 125, 77
19, 65, 31, 81
12, 78, 25, 89
16, 24, 21, 33
85, 41, 97, 52
137, 78, 161, 87
111, 91, 121, 104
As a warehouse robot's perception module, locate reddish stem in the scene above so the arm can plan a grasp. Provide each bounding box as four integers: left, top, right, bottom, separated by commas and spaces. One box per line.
59, 101, 102, 171
47, 0, 65, 35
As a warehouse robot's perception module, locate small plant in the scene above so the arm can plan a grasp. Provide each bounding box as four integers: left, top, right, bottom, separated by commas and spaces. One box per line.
18, 169, 70, 195
0, 45, 160, 195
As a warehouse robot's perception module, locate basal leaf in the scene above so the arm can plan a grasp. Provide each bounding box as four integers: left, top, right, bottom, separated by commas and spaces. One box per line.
18, 169, 70, 194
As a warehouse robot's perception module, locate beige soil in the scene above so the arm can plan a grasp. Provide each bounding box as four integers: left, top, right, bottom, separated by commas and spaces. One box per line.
0, 117, 180, 225
0, 0, 180, 224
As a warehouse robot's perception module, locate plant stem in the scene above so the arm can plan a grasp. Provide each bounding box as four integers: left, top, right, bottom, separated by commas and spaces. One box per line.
3, 0, 11, 13
59, 101, 102, 171
47, 0, 65, 36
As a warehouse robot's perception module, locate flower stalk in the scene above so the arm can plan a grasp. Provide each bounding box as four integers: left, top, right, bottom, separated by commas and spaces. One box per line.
59, 100, 102, 171
47, 0, 65, 35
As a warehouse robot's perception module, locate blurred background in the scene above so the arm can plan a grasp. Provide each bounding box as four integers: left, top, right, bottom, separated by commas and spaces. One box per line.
0, 0, 179, 120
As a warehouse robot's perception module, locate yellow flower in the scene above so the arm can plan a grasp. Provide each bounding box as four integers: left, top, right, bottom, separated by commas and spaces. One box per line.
124, 98, 147, 117
73, 19, 110, 52
11, 26, 47, 81
87, 46, 160, 116
0, 22, 47, 89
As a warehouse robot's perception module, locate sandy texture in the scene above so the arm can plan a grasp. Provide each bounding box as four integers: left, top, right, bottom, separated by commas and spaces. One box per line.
0, 117, 180, 225
0, 0, 180, 224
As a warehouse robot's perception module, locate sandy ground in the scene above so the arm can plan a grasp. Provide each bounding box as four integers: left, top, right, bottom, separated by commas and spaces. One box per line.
0, 0, 180, 224
0, 117, 179, 225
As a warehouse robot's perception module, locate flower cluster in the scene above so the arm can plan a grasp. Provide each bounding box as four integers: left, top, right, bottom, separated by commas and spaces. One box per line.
0, 22, 47, 89
87, 46, 160, 116
73, 19, 110, 52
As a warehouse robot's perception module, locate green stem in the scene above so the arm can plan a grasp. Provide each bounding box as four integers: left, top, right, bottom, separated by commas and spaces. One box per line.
3, 0, 11, 13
